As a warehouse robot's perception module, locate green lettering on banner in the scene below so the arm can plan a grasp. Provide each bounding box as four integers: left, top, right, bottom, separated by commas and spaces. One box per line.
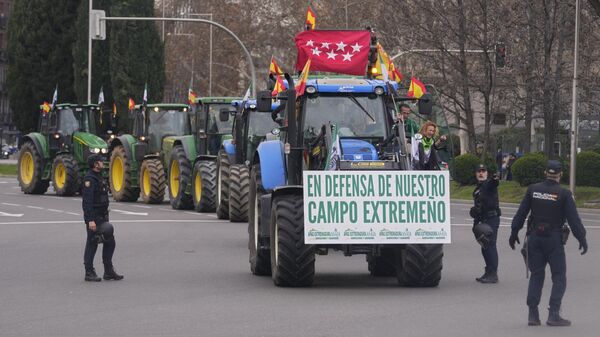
439, 174, 446, 196
389, 201, 398, 223
430, 174, 438, 197
378, 175, 385, 196
349, 201, 358, 222
340, 201, 349, 221
385, 175, 392, 197
438, 201, 446, 222
363, 201, 371, 224
417, 175, 425, 197
411, 175, 417, 197
398, 201, 406, 223
407, 201, 417, 223
380, 201, 388, 222
325, 175, 332, 197
327, 201, 339, 223
370, 201, 380, 222
308, 201, 316, 222
367, 176, 375, 196
318, 202, 327, 222
427, 200, 437, 223
419, 201, 427, 223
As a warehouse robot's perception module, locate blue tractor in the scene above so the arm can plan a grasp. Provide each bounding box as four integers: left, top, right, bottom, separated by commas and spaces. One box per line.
215, 99, 282, 222
248, 74, 444, 287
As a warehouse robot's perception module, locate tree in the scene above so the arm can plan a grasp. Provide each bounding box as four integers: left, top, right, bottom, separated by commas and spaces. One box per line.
7, 0, 79, 132
109, 0, 165, 122
72, 0, 113, 106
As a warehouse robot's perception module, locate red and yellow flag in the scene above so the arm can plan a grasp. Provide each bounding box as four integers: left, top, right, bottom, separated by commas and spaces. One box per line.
271, 74, 287, 97
188, 88, 197, 105
41, 101, 51, 113
375, 43, 403, 83
407, 77, 427, 98
305, 5, 316, 30
112, 102, 117, 116
295, 58, 311, 96
269, 56, 284, 76
128, 98, 136, 110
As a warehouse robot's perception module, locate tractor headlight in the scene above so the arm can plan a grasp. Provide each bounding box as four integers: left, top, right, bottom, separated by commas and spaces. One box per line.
374, 86, 385, 95
306, 86, 316, 94
53, 133, 61, 139
91, 147, 101, 154
139, 136, 147, 142
101, 148, 108, 154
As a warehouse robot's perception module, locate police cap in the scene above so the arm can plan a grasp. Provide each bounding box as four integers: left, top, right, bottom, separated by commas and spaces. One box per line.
546, 160, 563, 174
87, 154, 105, 168
475, 164, 487, 172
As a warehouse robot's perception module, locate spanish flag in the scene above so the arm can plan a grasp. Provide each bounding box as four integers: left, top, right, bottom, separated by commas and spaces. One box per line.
188, 88, 197, 105
42, 101, 51, 114
305, 5, 316, 30
269, 56, 284, 76
128, 98, 136, 110
295, 58, 311, 96
271, 74, 287, 97
407, 77, 426, 98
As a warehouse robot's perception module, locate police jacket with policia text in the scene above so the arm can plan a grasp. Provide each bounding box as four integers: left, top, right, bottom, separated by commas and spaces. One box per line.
472, 178, 500, 223
82, 170, 109, 224
511, 179, 586, 241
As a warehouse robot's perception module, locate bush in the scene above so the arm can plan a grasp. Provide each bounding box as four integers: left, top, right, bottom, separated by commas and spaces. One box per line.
482, 154, 498, 176
512, 153, 547, 186
450, 153, 480, 185
576, 151, 600, 187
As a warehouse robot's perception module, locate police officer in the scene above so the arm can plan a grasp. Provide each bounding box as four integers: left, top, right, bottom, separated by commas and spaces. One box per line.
82, 154, 123, 282
471, 164, 500, 283
510, 160, 587, 326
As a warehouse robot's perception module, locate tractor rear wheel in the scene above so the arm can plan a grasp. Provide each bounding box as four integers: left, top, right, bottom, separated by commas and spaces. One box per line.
109, 145, 139, 201
396, 244, 443, 287
51, 154, 80, 196
17, 141, 49, 194
228, 164, 249, 222
215, 150, 230, 219
192, 161, 217, 212
270, 194, 315, 287
367, 246, 397, 277
168, 146, 193, 209
139, 158, 166, 204
248, 164, 271, 276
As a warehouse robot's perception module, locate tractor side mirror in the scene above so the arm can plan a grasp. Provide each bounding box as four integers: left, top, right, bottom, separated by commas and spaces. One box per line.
417, 93, 433, 115
219, 108, 234, 122
257, 90, 273, 112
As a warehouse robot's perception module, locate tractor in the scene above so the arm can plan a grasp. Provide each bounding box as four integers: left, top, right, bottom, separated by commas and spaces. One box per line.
17, 103, 108, 195
165, 97, 239, 211
248, 73, 448, 287
215, 99, 281, 222
108, 103, 192, 204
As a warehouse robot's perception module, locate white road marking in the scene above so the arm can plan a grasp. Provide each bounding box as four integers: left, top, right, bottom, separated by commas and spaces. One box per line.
159, 207, 177, 212
204, 214, 217, 218
2, 202, 21, 206
47, 209, 64, 213
0, 211, 23, 217
27, 206, 44, 210
0, 219, 226, 225
65, 212, 81, 216
112, 209, 148, 216
184, 211, 200, 215
130, 205, 152, 209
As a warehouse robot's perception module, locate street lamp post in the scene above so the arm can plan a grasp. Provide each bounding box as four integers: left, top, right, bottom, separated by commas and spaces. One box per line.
569, 0, 581, 193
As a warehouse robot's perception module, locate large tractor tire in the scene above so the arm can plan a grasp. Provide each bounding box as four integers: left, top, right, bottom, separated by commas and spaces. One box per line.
367, 246, 397, 277
17, 141, 49, 194
139, 158, 166, 204
270, 194, 315, 287
51, 154, 80, 196
396, 244, 443, 287
109, 145, 139, 202
248, 164, 271, 276
215, 150, 230, 219
228, 164, 249, 222
168, 146, 193, 209
192, 160, 217, 212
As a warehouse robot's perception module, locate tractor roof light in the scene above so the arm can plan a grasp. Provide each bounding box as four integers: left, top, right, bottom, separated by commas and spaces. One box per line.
284, 142, 291, 154
371, 67, 378, 75
183, 107, 188, 112
139, 136, 147, 141
306, 86, 317, 94
153, 107, 160, 112
374, 86, 385, 95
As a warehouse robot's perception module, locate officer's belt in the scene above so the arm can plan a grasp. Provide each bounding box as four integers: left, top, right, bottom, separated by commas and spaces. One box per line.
531, 220, 563, 231
482, 210, 498, 219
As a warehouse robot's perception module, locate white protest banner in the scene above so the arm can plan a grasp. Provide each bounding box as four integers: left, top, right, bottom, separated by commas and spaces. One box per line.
303, 170, 451, 244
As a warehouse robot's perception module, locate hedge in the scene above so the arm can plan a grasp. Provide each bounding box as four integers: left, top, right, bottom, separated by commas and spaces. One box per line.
450, 153, 480, 185
575, 151, 600, 187
512, 153, 547, 186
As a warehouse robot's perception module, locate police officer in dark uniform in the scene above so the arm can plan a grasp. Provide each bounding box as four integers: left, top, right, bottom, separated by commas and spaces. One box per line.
471, 164, 501, 283
82, 154, 123, 282
510, 160, 587, 326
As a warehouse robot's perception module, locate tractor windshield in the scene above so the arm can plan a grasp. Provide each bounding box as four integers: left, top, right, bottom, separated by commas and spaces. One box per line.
147, 109, 191, 150
207, 104, 234, 134
246, 111, 280, 160
303, 94, 387, 141
58, 107, 98, 135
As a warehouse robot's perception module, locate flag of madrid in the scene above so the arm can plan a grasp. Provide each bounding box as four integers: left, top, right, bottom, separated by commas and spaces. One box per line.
295, 30, 371, 76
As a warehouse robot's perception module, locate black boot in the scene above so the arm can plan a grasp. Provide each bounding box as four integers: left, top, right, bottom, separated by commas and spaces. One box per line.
528, 306, 541, 326
85, 268, 101, 282
547, 308, 571, 326
476, 270, 489, 282
479, 271, 498, 284
103, 264, 124, 281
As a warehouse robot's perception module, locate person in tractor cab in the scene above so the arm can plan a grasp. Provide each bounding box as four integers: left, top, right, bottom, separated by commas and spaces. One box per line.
397, 103, 419, 140
411, 120, 447, 170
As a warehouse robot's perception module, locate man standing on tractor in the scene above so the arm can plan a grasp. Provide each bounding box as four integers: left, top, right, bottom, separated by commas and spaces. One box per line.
397, 103, 419, 140
82, 154, 123, 282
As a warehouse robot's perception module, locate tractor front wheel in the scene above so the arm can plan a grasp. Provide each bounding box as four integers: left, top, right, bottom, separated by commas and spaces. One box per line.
396, 244, 443, 287
215, 150, 230, 219
140, 158, 166, 204
109, 145, 139, 202
51, 154, 80, 196
248, 164, 271, 276
192, 160, 217, 212
168, 146, 193, 209
17, 141, 49, 194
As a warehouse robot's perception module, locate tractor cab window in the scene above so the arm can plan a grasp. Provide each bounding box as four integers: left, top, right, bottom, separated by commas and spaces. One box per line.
57, 107, 98, 135
246, 111, 280, 160
207, 104, 233, 134
303, 94, 387, 143
147, 108, 191, 150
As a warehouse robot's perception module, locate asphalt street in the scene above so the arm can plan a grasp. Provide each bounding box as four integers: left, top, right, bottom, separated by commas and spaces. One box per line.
1, 175, 599, 337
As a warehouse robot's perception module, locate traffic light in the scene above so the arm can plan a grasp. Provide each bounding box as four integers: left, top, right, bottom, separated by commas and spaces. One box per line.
495, 43, 506, 68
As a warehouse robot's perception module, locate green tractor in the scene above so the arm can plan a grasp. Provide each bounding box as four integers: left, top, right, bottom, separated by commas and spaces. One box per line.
108, 103, 193, 203
17, 104, 108, 195
166, 97, 239, 211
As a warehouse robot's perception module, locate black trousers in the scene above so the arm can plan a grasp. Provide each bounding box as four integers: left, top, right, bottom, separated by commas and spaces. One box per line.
481, 216, 500, 273
526, 232, 566, 310
83, 217, 116, 270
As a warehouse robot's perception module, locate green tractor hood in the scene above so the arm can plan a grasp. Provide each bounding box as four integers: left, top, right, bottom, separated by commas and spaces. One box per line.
73, 132, 108, 149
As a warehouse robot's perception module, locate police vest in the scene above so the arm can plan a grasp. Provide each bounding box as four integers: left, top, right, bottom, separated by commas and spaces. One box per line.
529, 180, 566, 229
